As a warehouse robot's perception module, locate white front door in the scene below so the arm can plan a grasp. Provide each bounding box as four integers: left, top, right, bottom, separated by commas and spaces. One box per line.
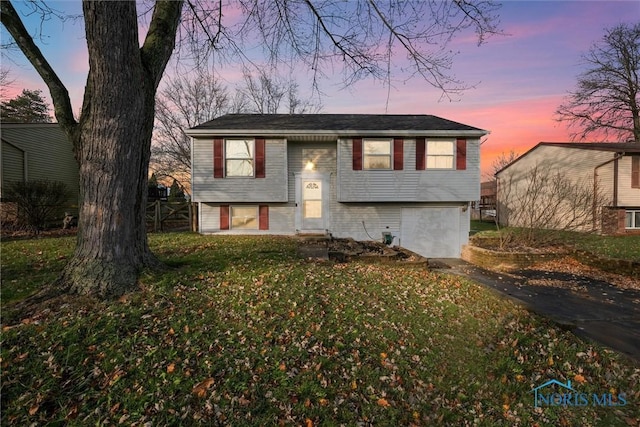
296, 173, 329, 232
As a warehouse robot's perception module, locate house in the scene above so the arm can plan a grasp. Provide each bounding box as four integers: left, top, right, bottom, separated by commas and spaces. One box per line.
1, 123, 79, 217
495, 142, 640, 235
186, 114, 487, 258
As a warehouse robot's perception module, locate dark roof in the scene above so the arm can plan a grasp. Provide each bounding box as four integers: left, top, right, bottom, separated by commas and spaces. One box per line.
495, 141, 640, 176
189, 114, 485, 133
539, 142, 640, 152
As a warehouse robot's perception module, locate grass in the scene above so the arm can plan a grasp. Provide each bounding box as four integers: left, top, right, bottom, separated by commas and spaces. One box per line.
472, 223, 640, 262
1, 233, 639, 426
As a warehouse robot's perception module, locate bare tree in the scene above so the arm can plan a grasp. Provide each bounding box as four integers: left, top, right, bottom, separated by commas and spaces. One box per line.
0, 66, 14, 100
497, 164, 608, 247
236, 68, 323, 114
151, 68, 321, 191
556, 23, 640, 143
491, 150, 519, 177
2, 0, 501, 298
152, 70, 230, 193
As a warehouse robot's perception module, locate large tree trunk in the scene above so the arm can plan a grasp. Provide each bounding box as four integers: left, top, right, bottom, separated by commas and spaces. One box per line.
60, 2, 178, 298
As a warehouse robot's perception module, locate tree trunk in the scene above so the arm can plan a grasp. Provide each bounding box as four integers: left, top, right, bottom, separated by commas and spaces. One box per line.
61, 2, 166, 298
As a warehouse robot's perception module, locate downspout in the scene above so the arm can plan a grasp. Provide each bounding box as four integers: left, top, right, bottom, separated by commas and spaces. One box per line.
593, 152, 625, 232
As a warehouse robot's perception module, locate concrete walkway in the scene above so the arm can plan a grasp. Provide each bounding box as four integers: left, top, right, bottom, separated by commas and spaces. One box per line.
431, 259, 640, 364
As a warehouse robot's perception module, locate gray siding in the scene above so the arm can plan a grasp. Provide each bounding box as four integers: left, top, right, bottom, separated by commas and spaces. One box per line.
0, 124, 79, 205
199, 202, 294, 234
1, 141, 25, 193
191, 137, 288, 202
337, 137, 480, 202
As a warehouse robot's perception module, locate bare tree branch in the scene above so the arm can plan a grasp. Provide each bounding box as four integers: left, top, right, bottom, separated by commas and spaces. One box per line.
556, 23, 640, 142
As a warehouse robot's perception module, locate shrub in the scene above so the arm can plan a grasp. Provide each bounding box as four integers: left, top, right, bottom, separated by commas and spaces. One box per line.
3, 180, 71, 232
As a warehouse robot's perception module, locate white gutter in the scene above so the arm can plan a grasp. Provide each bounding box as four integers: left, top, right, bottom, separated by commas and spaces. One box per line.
185, 129, 488, 138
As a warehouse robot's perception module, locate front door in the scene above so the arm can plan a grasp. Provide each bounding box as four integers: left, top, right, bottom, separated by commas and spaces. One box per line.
296, 173, 329, 232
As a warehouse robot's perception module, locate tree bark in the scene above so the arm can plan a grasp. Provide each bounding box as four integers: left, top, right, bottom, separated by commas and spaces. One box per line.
59, 1, 183, 298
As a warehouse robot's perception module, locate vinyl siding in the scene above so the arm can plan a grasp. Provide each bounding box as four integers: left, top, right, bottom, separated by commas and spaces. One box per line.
337, 137, 480, 202
0, 124, 79, 205
1, 141, 25, 195
191, 137, 288, 202
199, 202, 293, 234
618, 156, 640, 206
495, 145, 637, 230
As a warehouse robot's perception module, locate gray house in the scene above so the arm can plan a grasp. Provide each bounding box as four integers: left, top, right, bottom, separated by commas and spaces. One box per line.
187, 114, 487, 258
1, 122, 79, 206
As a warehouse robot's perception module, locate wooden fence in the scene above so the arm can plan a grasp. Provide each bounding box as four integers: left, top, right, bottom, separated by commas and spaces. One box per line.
146, 200, 197, 232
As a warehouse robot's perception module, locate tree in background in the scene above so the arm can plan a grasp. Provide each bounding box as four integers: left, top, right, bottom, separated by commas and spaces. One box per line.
0, 88, 51, 122
0, 67, 14, 99
235, 68, 323, 115
2, 0, 501, 298
151, 68, 322, 191
556, 23, 640, 142
168, 179, 186, 203
152, 70, 230, 193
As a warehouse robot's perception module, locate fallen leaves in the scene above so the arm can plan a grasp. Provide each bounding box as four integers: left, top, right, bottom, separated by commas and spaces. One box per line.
192, 377, 214, 398
2, 235, 640, 426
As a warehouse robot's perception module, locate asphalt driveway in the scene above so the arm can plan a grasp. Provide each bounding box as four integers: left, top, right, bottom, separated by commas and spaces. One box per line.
432, 259, 640, 363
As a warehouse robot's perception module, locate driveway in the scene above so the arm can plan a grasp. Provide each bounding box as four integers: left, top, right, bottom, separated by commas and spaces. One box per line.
431, 258, 640, 363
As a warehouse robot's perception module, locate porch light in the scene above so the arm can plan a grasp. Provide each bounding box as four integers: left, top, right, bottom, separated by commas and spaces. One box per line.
305, 161, 315, 171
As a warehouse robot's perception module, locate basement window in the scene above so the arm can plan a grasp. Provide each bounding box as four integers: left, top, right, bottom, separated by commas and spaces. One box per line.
625, 210, 640, 229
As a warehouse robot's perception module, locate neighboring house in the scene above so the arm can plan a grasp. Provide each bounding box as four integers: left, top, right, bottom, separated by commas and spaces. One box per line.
1, 122, 79, 206
495, 142, 640, 235
186, 114, 487, 258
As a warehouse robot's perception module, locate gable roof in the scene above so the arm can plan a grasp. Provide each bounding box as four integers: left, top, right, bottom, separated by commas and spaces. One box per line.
495, 141, 640, 176
186, 114, 487, 137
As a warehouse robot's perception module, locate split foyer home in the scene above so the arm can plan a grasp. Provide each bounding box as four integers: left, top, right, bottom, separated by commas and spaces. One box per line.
495, 142, 640, 235
187, 114, 487, 258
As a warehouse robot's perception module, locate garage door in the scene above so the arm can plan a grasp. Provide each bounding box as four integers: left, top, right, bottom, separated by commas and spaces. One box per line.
400, 207, 460, 258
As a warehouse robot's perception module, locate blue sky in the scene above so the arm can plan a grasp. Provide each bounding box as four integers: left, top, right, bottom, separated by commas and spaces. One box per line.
2, 0, 638, 175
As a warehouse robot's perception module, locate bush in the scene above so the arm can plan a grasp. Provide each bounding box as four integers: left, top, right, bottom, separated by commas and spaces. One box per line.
3, 180, 71, 232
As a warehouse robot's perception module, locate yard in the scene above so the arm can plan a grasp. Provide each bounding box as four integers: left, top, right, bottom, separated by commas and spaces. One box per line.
1, 233, 639, 426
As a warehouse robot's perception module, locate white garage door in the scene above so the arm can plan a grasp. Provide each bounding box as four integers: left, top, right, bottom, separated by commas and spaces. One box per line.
400, 207, 460, 258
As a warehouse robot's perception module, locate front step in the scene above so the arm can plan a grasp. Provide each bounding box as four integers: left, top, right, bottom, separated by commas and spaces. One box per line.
296, 233, 330, 260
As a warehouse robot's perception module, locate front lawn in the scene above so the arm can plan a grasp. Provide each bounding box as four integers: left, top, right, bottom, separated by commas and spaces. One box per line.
1, 234, 638, 425
473, 224, 640, 262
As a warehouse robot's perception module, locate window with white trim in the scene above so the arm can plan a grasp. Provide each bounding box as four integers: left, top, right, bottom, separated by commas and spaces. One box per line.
363, 139, 391, 169
426, 140, 454, 169
231, 206, 258, 229
226, 139, 254, 177
625, 210, 640, 229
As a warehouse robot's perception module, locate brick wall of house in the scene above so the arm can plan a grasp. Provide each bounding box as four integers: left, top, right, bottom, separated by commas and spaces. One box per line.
601, 207, 640, 235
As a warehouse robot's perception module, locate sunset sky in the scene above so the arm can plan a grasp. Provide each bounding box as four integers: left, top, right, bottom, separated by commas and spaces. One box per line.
2, 1, 638, 177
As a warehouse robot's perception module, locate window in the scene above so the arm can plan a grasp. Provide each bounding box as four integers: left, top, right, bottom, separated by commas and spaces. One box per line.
231, 206, 258, 229
363, 139, 391, 169
426, 140, 454, 169
226, 139, 254, 177
625, 210, 640, 229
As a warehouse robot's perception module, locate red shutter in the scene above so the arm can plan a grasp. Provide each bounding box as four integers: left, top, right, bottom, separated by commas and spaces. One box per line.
393, 138, 404, 170
352, 138, 363, 170
632, 156, 640, 188
416, 137, 426, 170
255, 137, 266, 178
220, 205, 230, 230
456, 138, 467, 170
259, 205, 269, 230
213, 139, 224, 178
